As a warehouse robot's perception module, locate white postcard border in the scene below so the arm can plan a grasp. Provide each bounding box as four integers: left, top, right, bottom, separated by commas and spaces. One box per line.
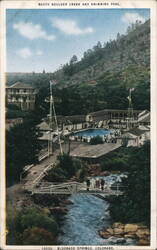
0, 0, 156, 249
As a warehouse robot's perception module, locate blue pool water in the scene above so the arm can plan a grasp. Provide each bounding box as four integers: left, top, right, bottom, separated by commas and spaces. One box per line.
74, 129, 111, 137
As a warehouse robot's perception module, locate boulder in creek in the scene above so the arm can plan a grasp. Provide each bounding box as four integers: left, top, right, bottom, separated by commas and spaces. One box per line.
99, 230, 111, 239
50, 206, 68, 215
125, 238, 137, 244
124, 233, 137, 239
112, 222, 124, 229
117, 238, 126, 244
113, 227, 124, 235
60, 200, 74, 206
106, 227, 114, 235
124, 224, 138, 233
136, 228, 150, 238
138, 238, 150, 246
138, 225, 147, 229
108, 236, 126, 244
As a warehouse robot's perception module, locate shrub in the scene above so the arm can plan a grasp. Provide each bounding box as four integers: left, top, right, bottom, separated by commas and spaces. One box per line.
20, 208, 59, 235
58, 153, 77, 177
101, 157, 128, 171
45, 167, 68, 182
22, 227, 56, 245
90, 135, 103, 145
7, 207, 59, 245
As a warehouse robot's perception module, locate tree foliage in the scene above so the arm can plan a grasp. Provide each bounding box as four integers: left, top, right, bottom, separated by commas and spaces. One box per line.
45, 154, 84, 182
6, 120, 41, 186
90, 135, 103, 145
109, 142, 150, 226
7, 208, 58, 245
58, 153, 82, 178
22, 227, 56, 245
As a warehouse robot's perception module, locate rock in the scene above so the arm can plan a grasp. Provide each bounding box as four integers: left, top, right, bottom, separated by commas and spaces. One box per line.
108, 236, 119, 244
113, 234, 124, 238
50, 206, 68, 215
136, 229, 150, 238
106, 228, 114, 235
42, 207, 51, 215
108, 236, 126, 244
100, 223, 149, 243
126, 238, 136, 245
117, 238, 126, 244
113, 227, 124, 235
99, 230, 111, 239
124, 224, 138, 233
112, 222, 121, 228
124, 233, 137, 239
139, 226, 148, 229
138, 238, 150, 245
100, 171, 110, 176
112, 222, 123, 228
60, 200, 74, 205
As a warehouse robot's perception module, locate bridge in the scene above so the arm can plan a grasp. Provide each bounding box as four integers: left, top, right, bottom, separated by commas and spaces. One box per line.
28, 181, 124, 197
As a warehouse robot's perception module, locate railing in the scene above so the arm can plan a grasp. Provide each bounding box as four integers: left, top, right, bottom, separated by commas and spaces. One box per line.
32, 163, 55, 187
31, 182, 125, 196
38, 152, 49, 162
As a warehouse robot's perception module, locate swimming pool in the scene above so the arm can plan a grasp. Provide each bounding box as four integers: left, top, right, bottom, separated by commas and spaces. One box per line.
73, 129, 111, 137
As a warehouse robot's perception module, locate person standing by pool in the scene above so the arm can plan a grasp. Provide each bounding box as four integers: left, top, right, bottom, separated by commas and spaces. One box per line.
90, 178, 95, 189
101, 179, 105, 191
95, 179, 100, 189
86, 179, 91, 191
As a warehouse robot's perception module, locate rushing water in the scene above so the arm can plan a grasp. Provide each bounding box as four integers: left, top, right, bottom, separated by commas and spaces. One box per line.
58, 194, 110, 245
58, 174, 136, 246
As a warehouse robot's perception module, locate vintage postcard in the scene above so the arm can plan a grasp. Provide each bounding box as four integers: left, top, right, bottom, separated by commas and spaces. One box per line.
0, 0, 157, 249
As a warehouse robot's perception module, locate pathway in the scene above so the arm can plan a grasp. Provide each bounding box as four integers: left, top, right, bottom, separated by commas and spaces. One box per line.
22, 149, 60, 191
70, 140, 122, 159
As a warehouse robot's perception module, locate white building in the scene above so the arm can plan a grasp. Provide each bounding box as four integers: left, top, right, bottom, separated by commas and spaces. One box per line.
122, 127, 150, 147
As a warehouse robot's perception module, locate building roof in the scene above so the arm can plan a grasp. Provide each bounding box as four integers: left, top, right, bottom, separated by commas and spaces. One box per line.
138, 110, 149, 118
55, 115, 86, 124
138, 113, 150, 123
128, 128, 146, 137
6, 118, 23, 130
65, 115, 86, 123
89, 109, 141, 116
38, 132, 50, 141
7, 82, 34, 89
122, 132, 137, 139
139, 125, 150, 131
37, 121, 50, 131
88, 109, 143, 122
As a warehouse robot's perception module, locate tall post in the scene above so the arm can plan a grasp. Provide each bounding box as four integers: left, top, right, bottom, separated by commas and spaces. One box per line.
48, 82, 53, 156
50, 81, 63, 155
127, 88, 134, 130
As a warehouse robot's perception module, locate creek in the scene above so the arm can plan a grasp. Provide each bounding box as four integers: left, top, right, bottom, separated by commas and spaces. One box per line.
58, 174, 136, 246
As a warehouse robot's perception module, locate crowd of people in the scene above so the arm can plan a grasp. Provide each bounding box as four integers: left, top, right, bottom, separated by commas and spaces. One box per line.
85, 178, 107, 191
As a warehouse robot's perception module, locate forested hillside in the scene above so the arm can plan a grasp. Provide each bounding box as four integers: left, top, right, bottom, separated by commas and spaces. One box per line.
52, 19, 150, 88
6, 19, 150, 115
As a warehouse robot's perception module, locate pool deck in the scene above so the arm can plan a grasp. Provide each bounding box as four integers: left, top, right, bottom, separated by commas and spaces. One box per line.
70, 140, 122, 159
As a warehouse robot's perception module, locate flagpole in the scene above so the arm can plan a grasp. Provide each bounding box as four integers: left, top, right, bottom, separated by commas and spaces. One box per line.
50, 81, 63, 155
127, 88, 134, 130
49, 82, 53, 156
